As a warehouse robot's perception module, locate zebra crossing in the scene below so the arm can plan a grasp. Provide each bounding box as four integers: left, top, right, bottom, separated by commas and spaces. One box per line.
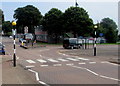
25, 57, 90, 64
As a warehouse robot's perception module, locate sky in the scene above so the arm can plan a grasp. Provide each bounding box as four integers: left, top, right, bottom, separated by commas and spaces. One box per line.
0, 0, 119, 33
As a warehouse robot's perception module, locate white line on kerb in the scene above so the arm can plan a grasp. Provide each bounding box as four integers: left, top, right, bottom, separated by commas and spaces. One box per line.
28, 69, 50, 86
70, 65, 120, 81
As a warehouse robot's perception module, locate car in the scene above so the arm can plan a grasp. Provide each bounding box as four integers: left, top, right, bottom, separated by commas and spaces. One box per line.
19, 38, 26, 43
63, 38, 82, 49
0, 43, 5, 55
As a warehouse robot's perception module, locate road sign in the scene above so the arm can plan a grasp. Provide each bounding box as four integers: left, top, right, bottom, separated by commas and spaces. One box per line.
24, 26, 28, 34
99, 33, 103, 37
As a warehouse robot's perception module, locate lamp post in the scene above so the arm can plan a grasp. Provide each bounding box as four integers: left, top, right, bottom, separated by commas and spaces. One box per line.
94, 25, 97, 56
12, 21, 17, 67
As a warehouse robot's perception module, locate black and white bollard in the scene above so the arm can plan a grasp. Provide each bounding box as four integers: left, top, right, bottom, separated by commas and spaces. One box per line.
94, 31, 97, 56
12, 21, 17, 67
94, 25, 97, 56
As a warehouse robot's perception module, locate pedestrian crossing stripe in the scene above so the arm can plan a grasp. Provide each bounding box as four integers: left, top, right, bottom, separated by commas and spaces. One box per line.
77, 57, 89, 61
37, 59, 47, 63
47, 59, 59, 62
66, 58, 79, 61
26, 57, 90, 63
26, 60, 36, 63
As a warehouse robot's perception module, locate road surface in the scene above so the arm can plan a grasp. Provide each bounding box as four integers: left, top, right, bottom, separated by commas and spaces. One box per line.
2, 37, 119, 85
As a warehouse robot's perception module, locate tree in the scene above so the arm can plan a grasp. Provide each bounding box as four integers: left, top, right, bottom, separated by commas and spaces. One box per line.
0, 9, 4, 24
100, 18, 118, 43
63, 6, 93, 37
2, 21, 12, 36
42, 8, 63, 43
14, 5, 42, 33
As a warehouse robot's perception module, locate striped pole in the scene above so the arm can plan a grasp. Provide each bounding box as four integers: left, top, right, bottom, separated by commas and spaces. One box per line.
94, 25, 97, 56
12, 21, 17, 67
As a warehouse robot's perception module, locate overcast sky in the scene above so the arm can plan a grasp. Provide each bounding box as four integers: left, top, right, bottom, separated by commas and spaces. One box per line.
0, 0, 119, 32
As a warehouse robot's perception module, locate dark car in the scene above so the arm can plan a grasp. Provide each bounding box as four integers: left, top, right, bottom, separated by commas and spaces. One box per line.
63, 38, 82, 49
0, 43, 5, 55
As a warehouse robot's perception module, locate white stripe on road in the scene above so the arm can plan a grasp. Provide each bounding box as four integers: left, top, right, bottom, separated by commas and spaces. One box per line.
26, 60, 36, 63
26, 65, 35, 68
101, 61, 119, 66
28, 69, 50, 86
66, 63, 74, 66
53, 64, 62, 66
40, 65, 48, 67
47, 59, 59, 62
76, 57, 89, 61
66, 58, 79, 61
70, 65, 120, 81
58, 58, 69, 62
37, 59, 47, 63
79, 63, 86, 64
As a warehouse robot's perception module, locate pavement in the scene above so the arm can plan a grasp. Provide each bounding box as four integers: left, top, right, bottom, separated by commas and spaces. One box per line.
1, 54, 39, 85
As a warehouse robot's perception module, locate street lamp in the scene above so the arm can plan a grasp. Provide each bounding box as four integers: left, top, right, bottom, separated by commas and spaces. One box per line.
94, 25, 97, 56
12, 21, 17, 67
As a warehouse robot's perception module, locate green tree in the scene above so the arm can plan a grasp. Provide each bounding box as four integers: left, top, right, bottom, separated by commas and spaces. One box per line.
14, 5, 42, 33
63, 6, 93, 37
42, 8, 63, 43
100, 18, 118, 43
0, 9, 4, 24
2, 21, 12, 36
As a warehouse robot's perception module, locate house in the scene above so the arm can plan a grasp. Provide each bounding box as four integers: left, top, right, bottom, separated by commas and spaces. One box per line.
35, 26, 48, 42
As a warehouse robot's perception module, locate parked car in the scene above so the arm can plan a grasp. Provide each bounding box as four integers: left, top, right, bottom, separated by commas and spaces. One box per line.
0, 43, 5, 55
19, 38, 26, 43
63, 38, 82, 49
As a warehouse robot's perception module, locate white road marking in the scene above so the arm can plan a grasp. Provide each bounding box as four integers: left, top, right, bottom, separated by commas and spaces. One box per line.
38, 81, 50, 86
37, 59, 47, 63
79, 63, 86, 64
101, 61, 108, 63
40, 65, 48, 67
26, 60, 36, 63
28, 69, 50, 86
58, 58, 68, 62
16, 56, 19, 60
66, 63, 74, 66
53, 64, 62, 66
26, 65, 35, 68
85, 68, 99, 76
66, 58, 79, 61
70, 65, 120, 81
28, 69, 39, 81
47, 59, 59, 62
101, 61, 119, 66
89, 62, 96, 64
76, 57, 89, 61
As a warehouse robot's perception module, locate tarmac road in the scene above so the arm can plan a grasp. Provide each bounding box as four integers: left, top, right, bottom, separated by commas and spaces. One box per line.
2, 37, 119, 85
